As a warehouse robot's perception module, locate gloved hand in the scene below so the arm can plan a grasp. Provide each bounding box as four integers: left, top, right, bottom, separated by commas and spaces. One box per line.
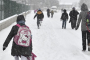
75, 27, 78, 30
3, 46, 6, 51
75, 24, 79, 30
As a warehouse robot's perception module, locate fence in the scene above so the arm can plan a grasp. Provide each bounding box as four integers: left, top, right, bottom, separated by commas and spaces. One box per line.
0, 0, 30, 21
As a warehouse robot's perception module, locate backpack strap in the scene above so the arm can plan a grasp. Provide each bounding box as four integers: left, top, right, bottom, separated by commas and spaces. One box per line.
16, 24, 21, 27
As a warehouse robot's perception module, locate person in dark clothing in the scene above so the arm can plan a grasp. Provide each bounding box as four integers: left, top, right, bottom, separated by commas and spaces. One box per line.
69, 7, 79, 29
75, 3, 90, 51
34, 9, 44, 29
3, 15, 32, 60
47, 8, 50, 17
61, 9, 68, 29
50, 10, 54, 18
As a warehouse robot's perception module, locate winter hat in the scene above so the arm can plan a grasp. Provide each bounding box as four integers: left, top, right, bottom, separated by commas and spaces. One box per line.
63, 9, 66, 12
16, 15, 25, 23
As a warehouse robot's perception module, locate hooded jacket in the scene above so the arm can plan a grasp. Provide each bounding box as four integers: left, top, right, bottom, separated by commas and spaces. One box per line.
3, 15, 32, 56
34, 10, 44, 19
61, 9, 68, 20
76, 3, 89, 31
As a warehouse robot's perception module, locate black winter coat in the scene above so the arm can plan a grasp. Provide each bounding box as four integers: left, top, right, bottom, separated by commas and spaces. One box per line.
69, 10, 79, 20
47, 9, 50, 14
3, 23, 32, 56
34, 10, 44, 19
61, 13, 68, 20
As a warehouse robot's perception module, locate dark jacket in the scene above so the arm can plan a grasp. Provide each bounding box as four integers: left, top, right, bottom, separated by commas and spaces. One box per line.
34, 10, 44, 19
3, 23, 32, 56
47, 9, 50, 14
76, 3, 89, 31
69, 10, 79, 20
61, 12, 68, 20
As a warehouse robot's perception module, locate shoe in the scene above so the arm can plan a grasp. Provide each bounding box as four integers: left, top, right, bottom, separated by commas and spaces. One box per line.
88, 46, 90, 51
82, 50, 86, 51
38, 27, 40, 29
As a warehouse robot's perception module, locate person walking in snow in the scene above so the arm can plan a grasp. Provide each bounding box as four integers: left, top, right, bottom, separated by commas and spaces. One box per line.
69, 7, 79, 29
3, 15, 32, 60
75, 3, 90, 51
61, 9, 68, 29
50, 10, 54, 18
47, 8, 50, 18
34, 9, 44, 29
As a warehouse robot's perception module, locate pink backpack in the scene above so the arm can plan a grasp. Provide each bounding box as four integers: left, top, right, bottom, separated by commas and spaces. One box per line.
14, 24, 32, 47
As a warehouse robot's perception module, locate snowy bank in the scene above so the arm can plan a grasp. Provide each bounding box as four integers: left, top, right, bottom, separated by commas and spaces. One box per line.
0, 11, 30, 31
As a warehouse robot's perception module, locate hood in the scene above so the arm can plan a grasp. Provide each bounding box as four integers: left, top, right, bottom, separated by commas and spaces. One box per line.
63, 9, 66, 13
16, 15, 25, 23
81, 3, 88, 11
37, 10, 42, 14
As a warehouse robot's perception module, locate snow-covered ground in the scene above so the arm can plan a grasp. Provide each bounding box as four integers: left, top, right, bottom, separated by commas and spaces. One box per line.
0, 10, 90, 60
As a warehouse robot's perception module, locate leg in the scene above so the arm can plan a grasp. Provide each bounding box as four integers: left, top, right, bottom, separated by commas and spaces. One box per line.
64, 20, 66, 29
82, 31, 87, 51
21, 56, 27, 60
71, 19, 74, 29
87, 31, 90, 51
37, 19, 40, 29
14, 56, 19, 60
62, 20, 64, 29
87, 31, 90, 45
73, 20, 76, 28
71, 20, 73, 29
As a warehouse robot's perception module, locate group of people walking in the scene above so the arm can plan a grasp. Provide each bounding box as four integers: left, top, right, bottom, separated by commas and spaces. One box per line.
61, 3, 90, 51
47, 8, 54, 18
61, 7, 79, 29
2, 3, 90, 60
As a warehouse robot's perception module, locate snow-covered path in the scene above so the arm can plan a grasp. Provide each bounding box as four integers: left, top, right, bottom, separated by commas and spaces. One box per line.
0, 10, 90, 60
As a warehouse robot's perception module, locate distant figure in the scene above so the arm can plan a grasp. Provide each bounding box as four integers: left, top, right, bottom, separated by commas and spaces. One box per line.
50, 10, 54, 18
47, 8, 50, 17
75, 3, 90, 51
61, 9, 68, 29
34, 9, 37, 13
69, 7, 79, 29
34, 9, 44, 29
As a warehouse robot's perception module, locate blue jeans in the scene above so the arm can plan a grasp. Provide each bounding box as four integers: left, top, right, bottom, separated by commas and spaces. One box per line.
62, 20, 66, 29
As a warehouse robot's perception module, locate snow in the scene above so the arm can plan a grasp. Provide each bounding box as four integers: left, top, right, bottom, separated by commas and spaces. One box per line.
0, 10, 90, 60
0, 14, 17, 23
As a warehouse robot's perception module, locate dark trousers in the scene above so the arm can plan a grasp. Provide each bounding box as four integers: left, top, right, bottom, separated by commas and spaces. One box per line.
51, 14, 53, 18
37, 19, 42, 28
62, 20, 66, 29
82, 31, 90, 50
47, 13, 50, 17
37, 19, 40, 27
71, 19, 77, 29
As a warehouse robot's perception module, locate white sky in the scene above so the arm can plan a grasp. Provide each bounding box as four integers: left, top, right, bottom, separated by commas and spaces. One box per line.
59, 0, 80, 3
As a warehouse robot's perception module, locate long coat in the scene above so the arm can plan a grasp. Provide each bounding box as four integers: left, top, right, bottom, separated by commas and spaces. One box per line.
69, 10, 79, 21
3, 23, 32, 56
76, 3, 89, 31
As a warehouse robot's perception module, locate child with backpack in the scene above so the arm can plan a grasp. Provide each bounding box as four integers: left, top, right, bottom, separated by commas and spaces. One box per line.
3, 15, 32, 60
34, 9, 44, 29
61, 9, 68, 29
